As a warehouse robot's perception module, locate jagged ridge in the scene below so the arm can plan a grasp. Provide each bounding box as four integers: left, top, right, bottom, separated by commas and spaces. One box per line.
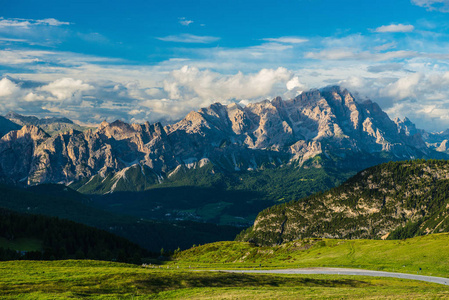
0, 86, 445, 188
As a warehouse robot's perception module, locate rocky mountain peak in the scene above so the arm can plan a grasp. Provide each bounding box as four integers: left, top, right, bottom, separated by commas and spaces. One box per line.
2, 125, 49, 142
394, 117, 419, 136
99, 120, 109, 129
0, 86, 445, 187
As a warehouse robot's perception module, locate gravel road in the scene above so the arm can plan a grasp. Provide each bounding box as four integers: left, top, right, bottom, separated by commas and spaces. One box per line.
217, 267, 449, 286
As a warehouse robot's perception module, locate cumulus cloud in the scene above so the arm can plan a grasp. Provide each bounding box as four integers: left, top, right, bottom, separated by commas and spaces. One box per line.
3, 66, 449, 132
411, 0, 449, 12
0, 67, 297, 125
381, 73, 423, 99
157, 34, 220, 43
2, 24, 449, 131
164, 66, 293, 102
374, 24, 415, 33
286, 77, 306, 91
39, 78, 93, 101
0, 78, 20, 97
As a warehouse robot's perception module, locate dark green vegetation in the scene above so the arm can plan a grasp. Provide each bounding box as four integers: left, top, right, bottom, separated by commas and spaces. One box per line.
71, 150, 435, 229
0, 183, 240, 251
175, 233, 449, 278
0, 260, 447, 299
237, 159, 449, 246
77, 163, 354, 227
0, 208, 148, 263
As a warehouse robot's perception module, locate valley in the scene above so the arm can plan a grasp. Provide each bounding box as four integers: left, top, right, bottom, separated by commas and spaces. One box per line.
1, 87, 449, 298
3, 0, 449, 297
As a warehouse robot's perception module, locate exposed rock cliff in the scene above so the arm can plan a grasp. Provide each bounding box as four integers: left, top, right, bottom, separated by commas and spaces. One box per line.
0, 86, 444, 188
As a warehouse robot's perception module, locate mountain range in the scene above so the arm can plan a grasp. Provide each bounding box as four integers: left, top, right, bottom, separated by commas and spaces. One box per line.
0, 86, 447, 190
2, 86, 449, 251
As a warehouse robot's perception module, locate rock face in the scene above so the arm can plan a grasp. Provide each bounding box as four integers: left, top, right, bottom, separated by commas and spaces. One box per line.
393, 117, 449, 153
0, 125, 49, 183
0, 86, 444, 187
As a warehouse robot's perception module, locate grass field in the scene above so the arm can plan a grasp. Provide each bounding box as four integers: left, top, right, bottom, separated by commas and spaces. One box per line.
173, 233, 449, 278
2, 234, 449, 298
0, 260, 448, 299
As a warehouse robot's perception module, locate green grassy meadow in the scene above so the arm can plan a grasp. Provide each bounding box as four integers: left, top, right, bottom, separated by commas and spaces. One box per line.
3, 233, 449, 298
173, 233, 449, 278
0, 260, 448, 299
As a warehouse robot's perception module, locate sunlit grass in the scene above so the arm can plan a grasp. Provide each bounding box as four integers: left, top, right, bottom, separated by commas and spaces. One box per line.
0, 260, 448, 299
173, 233, 449, 277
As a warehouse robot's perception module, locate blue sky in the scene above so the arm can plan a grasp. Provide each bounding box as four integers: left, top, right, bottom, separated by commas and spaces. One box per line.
1, 0, 449, 130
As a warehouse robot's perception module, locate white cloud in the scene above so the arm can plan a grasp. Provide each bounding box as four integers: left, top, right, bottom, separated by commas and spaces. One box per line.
374, 24, 415, 33
178, 17, 193, 26
305, 49, 416, 61
0, 19, 31, 28
251, 42, 293, 52
0, 50, 50, 65
0, 17, 70, 28
39, 78, 93, 101
305, 49, 355, 60
337, 70, 449, 131
24, 92, 45, 102
381, 73, 423, 99
286, 77, 306, 91
157, 34, 220, 43
0, 78, 19, 97
1, 26, 449, 130
0, 37, 28, 43
411, 0, 449, 12
164, 65, 293, 102
374, 42, 397, 51
36, 18, 71, 26
367, 63, 405, 73
262, 37, 308, 44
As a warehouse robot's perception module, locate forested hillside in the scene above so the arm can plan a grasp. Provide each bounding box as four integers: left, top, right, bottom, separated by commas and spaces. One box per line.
87, 163, 353, 227
0, 183, 240, 252
0, 208, 148, 262
237, 159, 449, 246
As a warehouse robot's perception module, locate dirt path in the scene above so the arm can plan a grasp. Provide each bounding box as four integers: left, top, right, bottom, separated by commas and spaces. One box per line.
217, 267, 449, 286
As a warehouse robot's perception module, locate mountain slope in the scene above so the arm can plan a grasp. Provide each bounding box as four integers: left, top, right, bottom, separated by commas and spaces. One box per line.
0, 116, 21, 138
82, 163, 353, 227
0, 86, 444, 188
236, 159, 449, 246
